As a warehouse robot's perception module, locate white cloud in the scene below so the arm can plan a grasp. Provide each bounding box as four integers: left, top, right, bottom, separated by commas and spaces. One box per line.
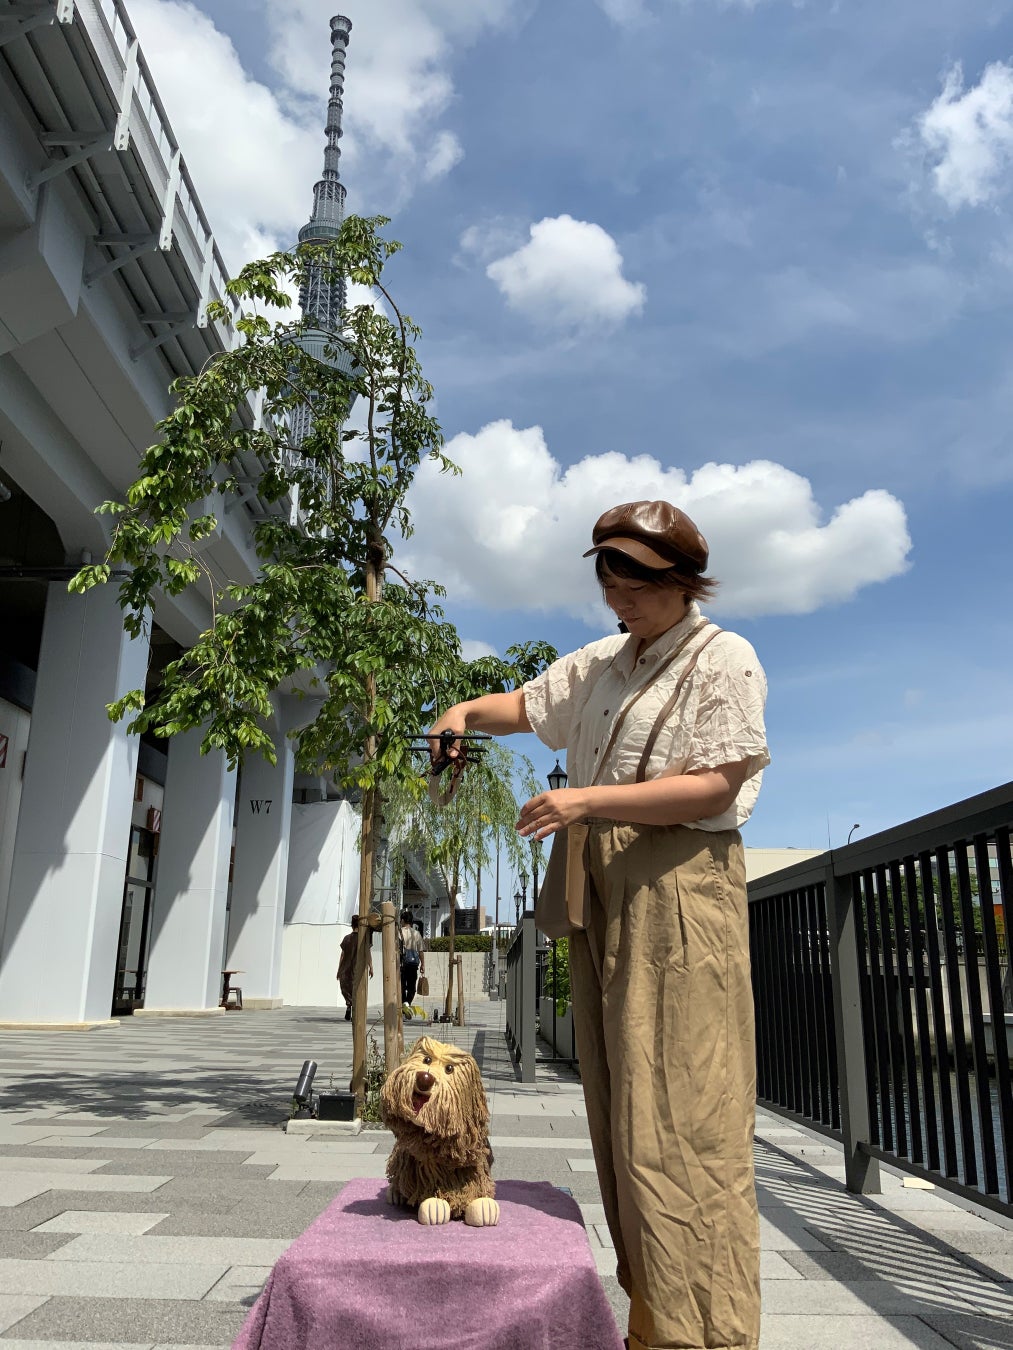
596, 0, 774, 22
457, 218, 527, 267
124, 0, 520, 271
483, 216, 646, 330
403, 420, 911, 621
262, 0, 520, 203
423, 130, 464, 181
460, 638, 499, 661
919, 62, 1013, 210
596, 0, 651, 23
128, 0, 319, 269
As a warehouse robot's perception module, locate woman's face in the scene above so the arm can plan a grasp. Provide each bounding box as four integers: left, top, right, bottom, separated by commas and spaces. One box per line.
600, 562, 689, 643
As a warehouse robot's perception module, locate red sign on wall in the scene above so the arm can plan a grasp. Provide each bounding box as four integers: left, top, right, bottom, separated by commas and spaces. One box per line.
0, 733, 8, 769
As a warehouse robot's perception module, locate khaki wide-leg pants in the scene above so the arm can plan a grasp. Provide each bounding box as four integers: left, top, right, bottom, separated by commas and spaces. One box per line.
569, 822, 759, 1350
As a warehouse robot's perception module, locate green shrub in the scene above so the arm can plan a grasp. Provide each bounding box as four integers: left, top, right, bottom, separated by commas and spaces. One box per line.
360, 1036, 387, 1123
543, 937, 570, 1015
427, 935, 492, 953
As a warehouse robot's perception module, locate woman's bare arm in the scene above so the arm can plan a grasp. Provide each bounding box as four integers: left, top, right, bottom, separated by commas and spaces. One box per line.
428, 691, 532, 759
516, 761, 753, 839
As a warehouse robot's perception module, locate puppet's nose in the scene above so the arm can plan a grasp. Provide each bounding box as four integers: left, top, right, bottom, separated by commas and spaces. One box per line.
415, 1071, 435, 1092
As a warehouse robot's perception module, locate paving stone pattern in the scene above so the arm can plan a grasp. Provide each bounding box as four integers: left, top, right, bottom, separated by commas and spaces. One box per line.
0, 1004, 1010, 1348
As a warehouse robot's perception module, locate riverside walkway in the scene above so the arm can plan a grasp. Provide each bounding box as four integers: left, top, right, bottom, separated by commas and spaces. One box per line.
0, 1002, 1009, 1349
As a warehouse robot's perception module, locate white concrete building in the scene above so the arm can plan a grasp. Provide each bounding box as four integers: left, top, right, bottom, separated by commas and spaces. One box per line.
0, 0, 375, 1026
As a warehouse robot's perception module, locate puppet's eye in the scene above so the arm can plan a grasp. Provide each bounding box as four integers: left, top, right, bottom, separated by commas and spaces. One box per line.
445, 1064, 454, 1074
422, 1056, 432, 1065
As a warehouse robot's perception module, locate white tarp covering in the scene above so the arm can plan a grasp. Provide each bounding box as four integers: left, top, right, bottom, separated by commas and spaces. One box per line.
285, 800, 360, 925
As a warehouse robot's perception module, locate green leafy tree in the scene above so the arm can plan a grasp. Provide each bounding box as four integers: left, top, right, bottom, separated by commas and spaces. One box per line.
69, 216, 554, 1099
384, 742, 536, 1019
543, 937, 571, 1016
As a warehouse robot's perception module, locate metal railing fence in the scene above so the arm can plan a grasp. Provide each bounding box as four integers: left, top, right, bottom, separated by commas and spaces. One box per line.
749, 781, 1013, 1216
504, 911, 537, 1083
73, 0, 237, 338
535, 938, 578, 1067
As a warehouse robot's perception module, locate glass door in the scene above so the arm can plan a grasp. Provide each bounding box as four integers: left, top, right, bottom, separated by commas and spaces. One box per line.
112, 827, 156, 1015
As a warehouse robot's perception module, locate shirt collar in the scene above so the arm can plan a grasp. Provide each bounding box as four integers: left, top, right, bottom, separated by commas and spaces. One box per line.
613, 601, 704, 678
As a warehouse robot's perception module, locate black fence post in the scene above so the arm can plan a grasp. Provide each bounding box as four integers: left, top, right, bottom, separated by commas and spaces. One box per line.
520, 910, 536, 1083
828, 864, 881, 1194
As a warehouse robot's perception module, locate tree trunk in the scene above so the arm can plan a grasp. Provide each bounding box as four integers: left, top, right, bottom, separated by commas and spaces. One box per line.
351, 781, 376, 1109
381, 901, 400, 1073
455, 954, 465, 1028
445, 859, 459, 1021
351, 549, 384, 1110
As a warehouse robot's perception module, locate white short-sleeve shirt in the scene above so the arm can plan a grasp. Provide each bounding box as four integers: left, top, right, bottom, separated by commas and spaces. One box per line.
522, 602, 770, 832
401, 925, 424, 954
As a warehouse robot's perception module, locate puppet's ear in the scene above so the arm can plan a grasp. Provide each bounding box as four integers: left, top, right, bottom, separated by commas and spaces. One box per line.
462, 1063, 489, 1144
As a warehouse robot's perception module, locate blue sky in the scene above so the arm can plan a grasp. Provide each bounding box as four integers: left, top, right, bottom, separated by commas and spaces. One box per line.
128, 0, 1013, 852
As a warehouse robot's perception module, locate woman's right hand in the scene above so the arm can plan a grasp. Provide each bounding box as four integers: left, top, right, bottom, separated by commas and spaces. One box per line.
426, 704, 470, 768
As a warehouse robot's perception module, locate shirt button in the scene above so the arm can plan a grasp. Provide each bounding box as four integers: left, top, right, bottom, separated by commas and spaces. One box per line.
638, 658, 646, 665
593, 746, 599, 755
603, 709, 610, 716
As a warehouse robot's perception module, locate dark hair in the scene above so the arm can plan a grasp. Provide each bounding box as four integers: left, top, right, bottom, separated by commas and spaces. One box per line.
595, 548, 719, 603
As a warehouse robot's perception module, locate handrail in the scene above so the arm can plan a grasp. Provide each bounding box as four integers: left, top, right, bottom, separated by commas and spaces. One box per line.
67, 0, 238, 338
504, 912, 536, 1083
749, 780, 1013, 1217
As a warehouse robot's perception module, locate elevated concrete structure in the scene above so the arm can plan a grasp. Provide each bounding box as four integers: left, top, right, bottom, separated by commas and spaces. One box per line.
0, 1, 348, 1025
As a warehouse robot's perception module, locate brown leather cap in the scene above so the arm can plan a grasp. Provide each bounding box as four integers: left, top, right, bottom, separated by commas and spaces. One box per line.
583, 500, 709, 573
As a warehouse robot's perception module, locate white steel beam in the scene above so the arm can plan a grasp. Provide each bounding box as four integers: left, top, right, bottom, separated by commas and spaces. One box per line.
159, 148, 180, 250
196, 231, 213, 326
85, 234, 159, 285
113, 36, 138, 152
28, 133, 112, 190
130, 314, 196, 360
0, 2, 54, 50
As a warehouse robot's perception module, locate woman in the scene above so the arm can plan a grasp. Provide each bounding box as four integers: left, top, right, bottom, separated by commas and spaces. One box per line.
429, 501, 768, 1350
336, 914, 373, 1022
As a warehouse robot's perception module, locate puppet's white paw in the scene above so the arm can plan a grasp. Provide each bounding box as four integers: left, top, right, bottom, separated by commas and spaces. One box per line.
418, 1197, 452, 1225
464, 1197, 500, 1227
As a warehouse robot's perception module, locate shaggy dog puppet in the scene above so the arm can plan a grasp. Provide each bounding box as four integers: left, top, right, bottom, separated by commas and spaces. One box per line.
380, 1036, 499, 1227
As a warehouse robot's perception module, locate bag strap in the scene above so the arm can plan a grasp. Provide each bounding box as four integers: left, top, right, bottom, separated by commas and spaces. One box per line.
634, 626, 723, 782
588, 619, 710, 789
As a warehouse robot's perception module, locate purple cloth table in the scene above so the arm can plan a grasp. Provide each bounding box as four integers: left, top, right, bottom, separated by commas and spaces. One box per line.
232, 1177, 625, 1350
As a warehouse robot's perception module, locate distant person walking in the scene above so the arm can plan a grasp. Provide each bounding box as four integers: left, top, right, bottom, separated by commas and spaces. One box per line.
427, 501, 769, 1350
336, 914, 373, 1021
399, 911, 425, 1009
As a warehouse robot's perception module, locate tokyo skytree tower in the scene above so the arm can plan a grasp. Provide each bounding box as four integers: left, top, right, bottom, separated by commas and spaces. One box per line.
291, 15, 355, 450
298, 15, 352, 328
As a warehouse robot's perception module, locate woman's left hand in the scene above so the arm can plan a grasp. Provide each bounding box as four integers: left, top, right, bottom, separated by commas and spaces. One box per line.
516, 789, 589, 841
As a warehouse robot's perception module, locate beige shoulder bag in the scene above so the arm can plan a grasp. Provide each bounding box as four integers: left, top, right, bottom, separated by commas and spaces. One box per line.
534, 624, 722, 939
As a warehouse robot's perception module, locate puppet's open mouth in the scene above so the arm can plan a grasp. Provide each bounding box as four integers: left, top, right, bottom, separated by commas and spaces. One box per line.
411, 1091, 430, 1114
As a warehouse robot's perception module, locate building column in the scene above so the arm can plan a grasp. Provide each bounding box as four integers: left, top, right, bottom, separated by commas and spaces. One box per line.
141, 731, 236, 1013
0, 582, 149, 1026
225, 699, 296, 1008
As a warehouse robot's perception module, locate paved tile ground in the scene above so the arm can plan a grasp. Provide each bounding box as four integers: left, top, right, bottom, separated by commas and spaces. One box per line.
0, 1000, 1010, 1348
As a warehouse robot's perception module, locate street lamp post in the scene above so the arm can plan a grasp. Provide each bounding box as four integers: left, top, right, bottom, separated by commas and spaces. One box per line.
514, 870, 527, 924
537, 761, 568, 930
847, 823, 860, 845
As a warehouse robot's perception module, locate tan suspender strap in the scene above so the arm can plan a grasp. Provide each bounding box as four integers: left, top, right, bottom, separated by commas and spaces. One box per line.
634, 626, 723, 782
587, 620, 710, 790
